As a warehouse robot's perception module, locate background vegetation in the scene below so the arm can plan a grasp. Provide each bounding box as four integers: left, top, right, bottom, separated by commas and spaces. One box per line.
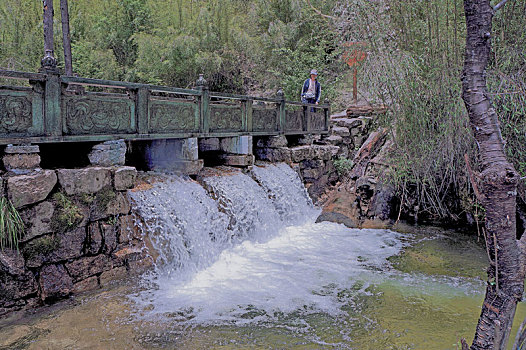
0, 0, 524, 223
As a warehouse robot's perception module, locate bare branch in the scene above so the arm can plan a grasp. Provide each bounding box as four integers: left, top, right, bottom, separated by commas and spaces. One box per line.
512, 317, 526, 350
304, 0, 337, 20
494, 0, 509, 11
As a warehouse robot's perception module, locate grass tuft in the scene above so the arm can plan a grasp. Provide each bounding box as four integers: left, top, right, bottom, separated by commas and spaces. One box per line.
0, 196, 25, 251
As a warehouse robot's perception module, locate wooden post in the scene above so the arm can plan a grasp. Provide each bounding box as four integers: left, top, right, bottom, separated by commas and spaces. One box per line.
277, 88, 285, 133
41, 0, 57, 71
245, 98, 253, 133
60, 0, 73, 76
353, 66, 358, 104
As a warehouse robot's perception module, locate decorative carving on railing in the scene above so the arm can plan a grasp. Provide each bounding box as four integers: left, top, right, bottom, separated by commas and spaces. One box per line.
0, 70, 329, 143
253, 108, 278, 132
0, 95, 33, 134
149, 102, 197, 133
309, 110, 326, 131
209, 106, 243, 132
285, 109, 303, 131
64, 97, 134, 135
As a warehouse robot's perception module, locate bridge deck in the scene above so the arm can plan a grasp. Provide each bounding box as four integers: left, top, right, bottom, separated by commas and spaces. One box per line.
0, 70, 329, 145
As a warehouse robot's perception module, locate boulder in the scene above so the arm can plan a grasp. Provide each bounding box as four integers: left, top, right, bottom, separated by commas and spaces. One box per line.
87, 222, 103, 255
20, 201, 55, 241
65, 255, 111, 282
332, 126, 350, 137
256, 135, 288, 148
368, 184, 396, 221
335, 118, 363, 129
302, 167, 324, 181
254, 147, 292, 163
316, 212, 357, 228
3, 153, 41, 174
24, 228, 86, 268
101, 223, 118, 253
88, 140, 126, 166
114, 166, 137, 191
57, 167, 112, 195
39, 264, 73, 301
322, 135, 343, 145
290, 146, 313, 162
314, 145, 340, 160
7, 170, 57, 208
0, 250, 38, 305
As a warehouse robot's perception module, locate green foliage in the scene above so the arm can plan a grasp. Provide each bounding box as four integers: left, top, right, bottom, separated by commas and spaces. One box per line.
0, 197, 25, 251
51, 192, 84, 234
0, 0, 342, 98
334, 157, 354, 176
94, 187, 116, 211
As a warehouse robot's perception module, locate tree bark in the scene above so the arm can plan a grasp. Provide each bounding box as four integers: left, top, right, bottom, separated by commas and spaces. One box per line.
461, 0, 524, 349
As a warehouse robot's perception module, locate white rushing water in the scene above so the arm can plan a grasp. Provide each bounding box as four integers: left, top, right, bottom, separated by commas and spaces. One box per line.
129, 164, 409, 324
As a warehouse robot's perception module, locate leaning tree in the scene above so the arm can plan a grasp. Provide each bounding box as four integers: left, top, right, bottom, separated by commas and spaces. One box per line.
461, 0, 526, 349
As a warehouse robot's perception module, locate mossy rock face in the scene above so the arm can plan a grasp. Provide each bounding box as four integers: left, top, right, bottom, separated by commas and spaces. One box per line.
388, 234, 488, 280
22, 235, 61, 260
50, 193, 84, 234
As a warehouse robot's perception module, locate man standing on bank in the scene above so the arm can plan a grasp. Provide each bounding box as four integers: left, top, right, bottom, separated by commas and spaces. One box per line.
301, 69, 321, 105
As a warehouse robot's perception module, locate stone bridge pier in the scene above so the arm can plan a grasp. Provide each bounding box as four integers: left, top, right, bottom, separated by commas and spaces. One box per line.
142, 138, 204, 174
198, 136, 254, 168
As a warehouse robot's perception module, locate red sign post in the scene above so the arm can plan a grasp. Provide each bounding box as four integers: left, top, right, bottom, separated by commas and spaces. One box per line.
342, 42, 368, 104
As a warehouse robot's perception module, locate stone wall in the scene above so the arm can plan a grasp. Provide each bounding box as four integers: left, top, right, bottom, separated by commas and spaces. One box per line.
254, 112, 374, 200
0, 145, 150, 316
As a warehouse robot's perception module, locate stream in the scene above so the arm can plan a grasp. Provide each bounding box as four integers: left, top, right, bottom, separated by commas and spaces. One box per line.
1, 163, 524, 349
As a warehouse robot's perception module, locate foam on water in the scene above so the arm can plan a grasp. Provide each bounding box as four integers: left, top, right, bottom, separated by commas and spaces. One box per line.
139, 222, 404, 323
129, 164, 482, 327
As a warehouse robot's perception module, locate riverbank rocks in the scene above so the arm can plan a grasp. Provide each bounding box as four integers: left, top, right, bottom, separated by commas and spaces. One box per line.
3, 144, 41, 175
114, 166, 137, 190
7, 170, 57, 208
88, 139, 126, 166
0, 163, 148, 316
39, 264, 73, 301
254, 111, 372, 200
57, 167, 112, 195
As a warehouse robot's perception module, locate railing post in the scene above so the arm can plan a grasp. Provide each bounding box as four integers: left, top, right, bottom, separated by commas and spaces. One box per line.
196, 74, 209, 134
324, 98, 331, 132
137, 88, 149, 134
40, 0, 61, 137
43, 73, 61, 137
244, 98, 253, 133
277, 88, 285, 133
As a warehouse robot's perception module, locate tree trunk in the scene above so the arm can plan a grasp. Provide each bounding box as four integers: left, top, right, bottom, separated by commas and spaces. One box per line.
461, 0, 524, 349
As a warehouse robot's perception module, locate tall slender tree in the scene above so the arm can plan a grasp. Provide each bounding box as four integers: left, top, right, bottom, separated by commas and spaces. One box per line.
460, 0, 525, 349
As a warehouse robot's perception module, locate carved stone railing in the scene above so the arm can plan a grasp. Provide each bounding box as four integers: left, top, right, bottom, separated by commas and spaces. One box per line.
0, 69, 329, 144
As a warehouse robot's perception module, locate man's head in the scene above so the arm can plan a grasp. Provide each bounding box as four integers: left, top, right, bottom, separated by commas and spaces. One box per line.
310, 69, 318, 79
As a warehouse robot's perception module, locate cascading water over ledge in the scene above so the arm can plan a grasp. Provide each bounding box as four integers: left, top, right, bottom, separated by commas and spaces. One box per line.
128, 163, 407, 324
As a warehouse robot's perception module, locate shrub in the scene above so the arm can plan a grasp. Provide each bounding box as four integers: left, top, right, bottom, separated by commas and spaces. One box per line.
334, 157, 354, 176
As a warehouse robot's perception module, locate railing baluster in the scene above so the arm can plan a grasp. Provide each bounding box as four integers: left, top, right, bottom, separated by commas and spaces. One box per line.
44, 73, 62, 137
277, 89, 285, 134
245, 98, 253, 133
137, 88, 149, 134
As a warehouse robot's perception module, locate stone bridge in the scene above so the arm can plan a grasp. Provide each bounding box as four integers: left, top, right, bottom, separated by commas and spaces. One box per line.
0, 69, 329, 173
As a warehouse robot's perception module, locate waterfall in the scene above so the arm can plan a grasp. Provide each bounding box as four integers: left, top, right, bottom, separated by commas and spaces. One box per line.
129, 163, 404, 324
129, 164, 318, 277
